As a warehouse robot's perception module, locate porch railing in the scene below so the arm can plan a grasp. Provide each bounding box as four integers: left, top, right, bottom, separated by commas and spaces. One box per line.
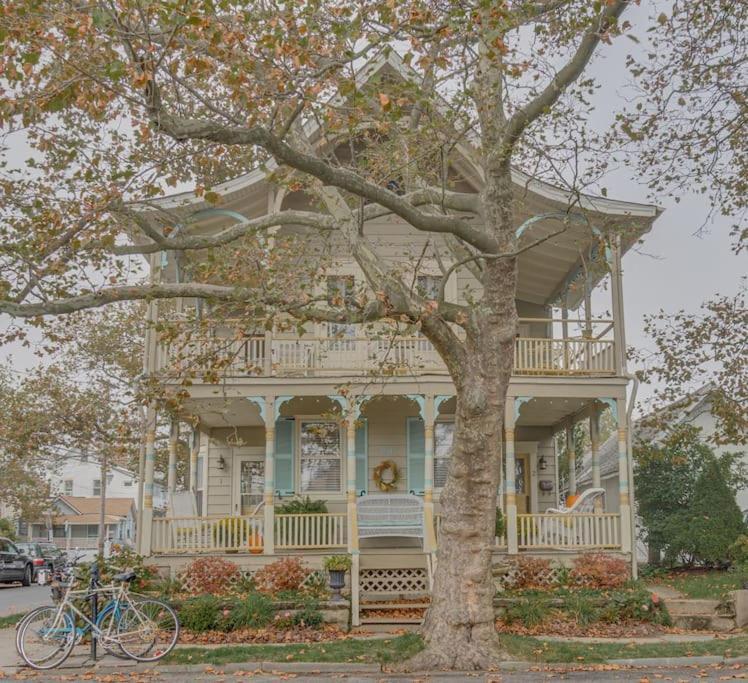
518, 513, 621, 549
156, 319, 616, 379
274, 513, 347, 549
151, 515, 264, 554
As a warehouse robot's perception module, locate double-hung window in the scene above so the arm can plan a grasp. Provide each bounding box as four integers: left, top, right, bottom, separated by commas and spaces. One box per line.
434, 421, 455, 489
92, 479, 101, 496
326, 276, 356, 350
299, 421, 342, 493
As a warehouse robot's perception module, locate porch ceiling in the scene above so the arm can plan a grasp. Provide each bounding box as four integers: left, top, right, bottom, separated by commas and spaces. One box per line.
514, 396, 593, 428
181, 397, 264, 428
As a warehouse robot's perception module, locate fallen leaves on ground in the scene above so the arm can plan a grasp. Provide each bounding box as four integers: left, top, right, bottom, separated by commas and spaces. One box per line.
179, 624, 357, 644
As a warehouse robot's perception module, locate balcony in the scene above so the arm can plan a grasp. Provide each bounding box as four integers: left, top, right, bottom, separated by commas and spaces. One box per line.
155, 318, 617, 380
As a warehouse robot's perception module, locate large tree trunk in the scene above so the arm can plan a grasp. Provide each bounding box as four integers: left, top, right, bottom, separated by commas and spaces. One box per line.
399, 172, 517, 670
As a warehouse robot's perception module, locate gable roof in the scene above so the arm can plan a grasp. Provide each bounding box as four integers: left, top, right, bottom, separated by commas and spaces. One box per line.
55, 496, 134, 518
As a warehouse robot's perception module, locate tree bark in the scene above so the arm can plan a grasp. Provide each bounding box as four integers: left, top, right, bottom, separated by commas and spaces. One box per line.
401, 174, 518, 670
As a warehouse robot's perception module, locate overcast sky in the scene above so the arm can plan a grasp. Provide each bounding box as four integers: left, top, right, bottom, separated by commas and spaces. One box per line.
1, 3, 744, 413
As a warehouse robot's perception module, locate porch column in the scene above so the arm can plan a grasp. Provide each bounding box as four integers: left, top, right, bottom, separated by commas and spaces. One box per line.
423, 395, 436, 553
264, 397, 275, 554
189, 427, 199, 493
504, 401, 518, 555
589, 408, 602, 512
616, 397, 633, 554
140, 405, 157, 556
167, 417, 178, 494
565, 422, 576, 498
345, 410, 360, 627
345, 412, 359, 554
609, 236, 627, 375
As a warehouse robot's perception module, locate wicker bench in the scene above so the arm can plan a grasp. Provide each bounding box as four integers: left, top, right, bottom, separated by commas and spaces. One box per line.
357, 494, 424, 546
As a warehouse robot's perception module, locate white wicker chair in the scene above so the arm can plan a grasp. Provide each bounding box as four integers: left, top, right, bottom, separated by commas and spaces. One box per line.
357, 494, 424, 546
546, 487, 605, 515
538, 487, 606, 547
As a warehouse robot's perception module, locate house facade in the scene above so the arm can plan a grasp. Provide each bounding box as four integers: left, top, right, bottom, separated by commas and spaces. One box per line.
133, 51, 661, 626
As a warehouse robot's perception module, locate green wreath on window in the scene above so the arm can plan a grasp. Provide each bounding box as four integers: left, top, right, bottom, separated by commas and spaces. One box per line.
373, 460, 400, 492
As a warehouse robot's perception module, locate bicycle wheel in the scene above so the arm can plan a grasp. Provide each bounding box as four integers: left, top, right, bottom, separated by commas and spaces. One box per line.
96, 606, 129, 659
116, 598, 179, 662
17, 606, 76, 670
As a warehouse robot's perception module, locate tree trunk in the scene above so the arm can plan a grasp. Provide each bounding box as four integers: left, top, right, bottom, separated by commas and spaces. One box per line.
399, 171, 517, 670
98, 453, 107, 560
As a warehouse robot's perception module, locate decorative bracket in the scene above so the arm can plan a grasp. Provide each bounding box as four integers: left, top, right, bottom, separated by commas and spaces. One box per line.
327, 395, 348, 412
354, 395, 375, 421
274, 395, 294, 415
245, 397, 266, 424
406, 394, 426, 419
514, 396, 533, 420
434, 395, 454, 415
598, 397, 618, 422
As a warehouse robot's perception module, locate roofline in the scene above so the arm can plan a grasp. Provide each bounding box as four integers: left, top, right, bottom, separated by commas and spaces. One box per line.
135, 49, 662, 221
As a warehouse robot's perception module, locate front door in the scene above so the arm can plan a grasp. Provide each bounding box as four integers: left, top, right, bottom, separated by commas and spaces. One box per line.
515, 455, 531, 514
233, 449, 265, 515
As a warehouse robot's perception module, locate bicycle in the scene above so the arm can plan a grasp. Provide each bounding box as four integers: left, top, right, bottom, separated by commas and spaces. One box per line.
16, 564, 179, 670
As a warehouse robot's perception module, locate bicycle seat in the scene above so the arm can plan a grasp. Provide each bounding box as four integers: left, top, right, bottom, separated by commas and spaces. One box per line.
112, 571, 137, 582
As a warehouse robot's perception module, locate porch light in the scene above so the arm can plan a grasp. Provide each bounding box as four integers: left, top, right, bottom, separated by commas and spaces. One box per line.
217, 454, 226, 471
538, 456, 548, 471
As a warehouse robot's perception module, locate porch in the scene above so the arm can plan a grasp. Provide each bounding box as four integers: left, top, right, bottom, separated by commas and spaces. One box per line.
140, 392, 633, 560
154, 317, 618, 380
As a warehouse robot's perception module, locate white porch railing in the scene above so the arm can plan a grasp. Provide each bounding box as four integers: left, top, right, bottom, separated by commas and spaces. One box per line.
157, 328, 616, 378
274, 513, 347, 549
151, 515, 264, 554
518, 513, 621, 549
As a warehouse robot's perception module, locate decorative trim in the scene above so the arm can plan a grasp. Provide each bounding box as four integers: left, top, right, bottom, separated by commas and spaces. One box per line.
599, 397, 618, 422
327, 395, 348, 412
406, 394, 426, 418
514, 396, 533, 419
434, 394, 454, 415
353, 395, 374, 420
274, 395, 294, 413
245, 397, 266, 423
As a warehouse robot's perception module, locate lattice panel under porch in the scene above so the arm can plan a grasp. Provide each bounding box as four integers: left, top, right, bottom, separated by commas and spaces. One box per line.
359, 568, 428, 595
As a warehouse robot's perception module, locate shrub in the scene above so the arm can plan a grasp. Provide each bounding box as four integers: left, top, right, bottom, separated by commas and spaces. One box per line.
323, 555, 351, 572
599, 587, 671, 626
0, 518, 16, 541
495, 508, 505, 538
563, 593, 600, 626
571, 553, 629, 589
182, 557, 241, 595
511, 557, 553, 590
293, 597, 324, 629
503, 597, 549, 628
276, 496, 328, 514
179, 595, 222, 632
728, 535, 748, 568
254, 557, 310, 596
223, 592, 274, 630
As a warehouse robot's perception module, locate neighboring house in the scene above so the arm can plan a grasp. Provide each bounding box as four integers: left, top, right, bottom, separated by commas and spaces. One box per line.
50, 454, 167, 509
577, 385, 747, 559
132, 51, 662, 625
30, 496, 136, 559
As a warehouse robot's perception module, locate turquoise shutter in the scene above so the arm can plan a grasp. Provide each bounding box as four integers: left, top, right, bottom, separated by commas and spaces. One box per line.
407, 417, 425, 495
275, 418, 295, 496
355, 419, 368, 494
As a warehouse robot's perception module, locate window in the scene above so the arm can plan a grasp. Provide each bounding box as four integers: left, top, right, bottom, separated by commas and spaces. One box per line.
326, 276, 356, 349
299, 421, 342, 493
123, 480, 132, 487
63, 480, 73, 496
92, 479, 101, 496
434, 421, 455, 489
416, 274, 442, 301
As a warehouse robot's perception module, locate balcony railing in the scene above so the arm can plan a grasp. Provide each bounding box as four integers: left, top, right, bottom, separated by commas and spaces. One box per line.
518, 513, 621, 549
156, 319, 617, 379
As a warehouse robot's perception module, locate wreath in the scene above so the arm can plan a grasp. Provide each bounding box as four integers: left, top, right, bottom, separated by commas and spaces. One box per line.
373, 460, 400, 492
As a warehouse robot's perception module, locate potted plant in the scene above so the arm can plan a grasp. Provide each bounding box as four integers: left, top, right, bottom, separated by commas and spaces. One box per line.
323, 555, 352, 602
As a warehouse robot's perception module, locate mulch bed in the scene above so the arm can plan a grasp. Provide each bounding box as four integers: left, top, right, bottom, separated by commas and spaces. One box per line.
179, 625, 356, 645
496, 617, 691, 638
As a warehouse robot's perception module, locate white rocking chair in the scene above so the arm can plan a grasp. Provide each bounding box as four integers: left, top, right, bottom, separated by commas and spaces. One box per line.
538, 487, 606, 547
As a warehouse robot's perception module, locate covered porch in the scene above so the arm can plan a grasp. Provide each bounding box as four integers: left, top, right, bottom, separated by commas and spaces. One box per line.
139, 390, 634, 560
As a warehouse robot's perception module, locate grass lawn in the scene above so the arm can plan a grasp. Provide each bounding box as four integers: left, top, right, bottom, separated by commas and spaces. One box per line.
649, 569, 745, 600
164, 633, 748, 666
0, 613, 25, 629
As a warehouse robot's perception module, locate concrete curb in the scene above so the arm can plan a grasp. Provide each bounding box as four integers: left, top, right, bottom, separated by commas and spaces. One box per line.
83, 654, 748, 676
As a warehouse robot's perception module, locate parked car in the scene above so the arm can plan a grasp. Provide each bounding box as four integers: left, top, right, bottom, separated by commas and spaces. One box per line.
0, 537, 33, 586
15, 542, 67, 581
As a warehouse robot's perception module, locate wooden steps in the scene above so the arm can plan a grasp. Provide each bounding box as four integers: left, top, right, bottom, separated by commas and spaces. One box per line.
359, 599, 428, 626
